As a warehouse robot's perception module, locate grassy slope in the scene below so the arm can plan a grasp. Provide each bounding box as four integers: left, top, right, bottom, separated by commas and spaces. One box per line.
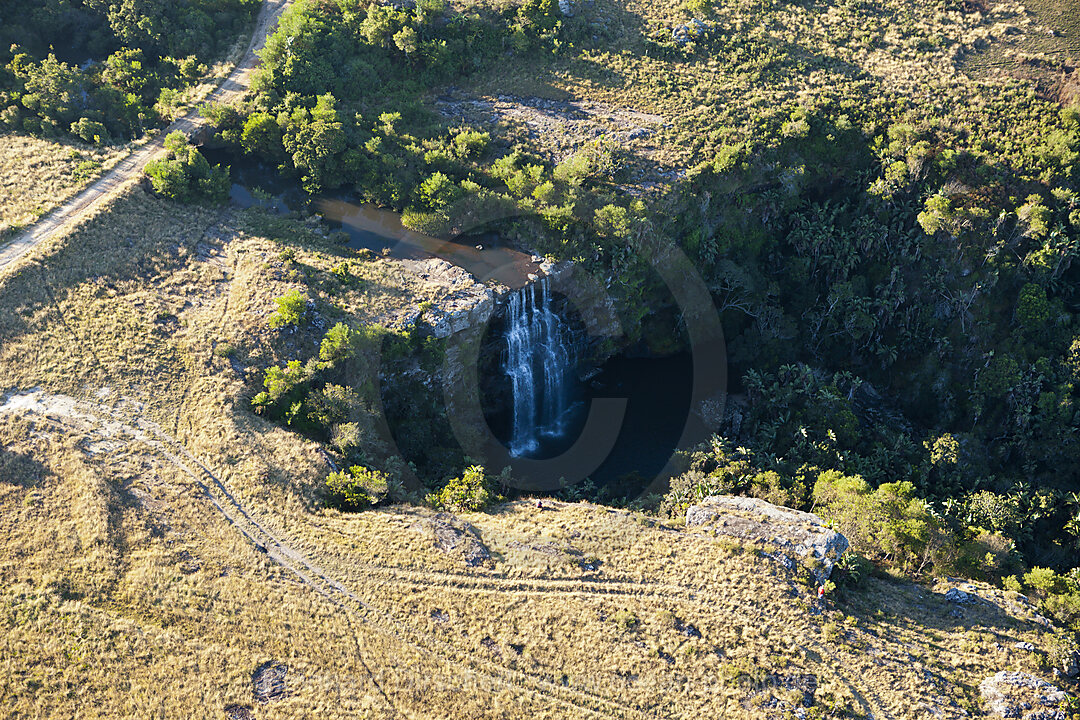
0, 136, 124, 237
0, 188, 1060, 717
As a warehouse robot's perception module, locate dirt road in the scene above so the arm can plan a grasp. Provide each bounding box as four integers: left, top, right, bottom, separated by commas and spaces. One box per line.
0, 0, 291, 275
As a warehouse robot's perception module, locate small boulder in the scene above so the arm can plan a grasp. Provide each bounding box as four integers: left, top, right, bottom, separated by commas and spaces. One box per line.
945, 587, 972, 604
427, 513, 491, 567
979, 671, 1068, 719
1059, 649, 1080, 679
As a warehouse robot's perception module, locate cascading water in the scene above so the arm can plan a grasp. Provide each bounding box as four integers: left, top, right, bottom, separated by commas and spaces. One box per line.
505, 277, 575, 456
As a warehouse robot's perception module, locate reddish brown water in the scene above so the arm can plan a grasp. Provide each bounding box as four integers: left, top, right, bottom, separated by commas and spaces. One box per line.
202, 147, 543, 289
315, 198, 542, 289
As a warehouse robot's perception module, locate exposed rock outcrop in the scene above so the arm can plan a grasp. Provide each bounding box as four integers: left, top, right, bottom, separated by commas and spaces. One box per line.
685, 495, 849, 583
425, 513, 492, 567
673, 18, 710, 43
979, 671, 1068, 719
403, 258, 500, 339
252, 662, 289, 704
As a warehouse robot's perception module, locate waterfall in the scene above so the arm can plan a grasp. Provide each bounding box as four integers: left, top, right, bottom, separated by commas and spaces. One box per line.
505, 277, 575, 456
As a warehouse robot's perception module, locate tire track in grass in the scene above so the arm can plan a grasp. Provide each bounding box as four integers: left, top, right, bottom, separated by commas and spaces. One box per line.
0, 390, 655, 719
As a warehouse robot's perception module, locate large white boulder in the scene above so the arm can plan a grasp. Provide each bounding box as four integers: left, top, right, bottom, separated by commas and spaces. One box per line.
686, 495, 849, 584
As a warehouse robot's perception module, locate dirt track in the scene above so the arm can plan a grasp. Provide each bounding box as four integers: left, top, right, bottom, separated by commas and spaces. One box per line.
0, 0, 291, 276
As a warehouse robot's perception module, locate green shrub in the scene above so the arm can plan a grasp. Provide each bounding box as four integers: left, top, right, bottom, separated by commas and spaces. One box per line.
917, 193, 953, 235
268, 290, 309, 329
70, 117, 109, 145
144, 131, 229, 204
1024, 566, 1067, 595
431, 465, 494, 512
325, 465, 389, 510
812, 470, 955, 575
251, 359, 315, 421
611, 609, 640, 632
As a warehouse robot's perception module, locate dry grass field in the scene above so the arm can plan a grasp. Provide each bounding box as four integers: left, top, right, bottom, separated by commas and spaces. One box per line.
0, 136, 125, 238
0, 185, 1064, 717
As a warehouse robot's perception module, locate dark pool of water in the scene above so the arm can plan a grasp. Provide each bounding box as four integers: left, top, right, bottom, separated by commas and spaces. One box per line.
491, 353, 700, 500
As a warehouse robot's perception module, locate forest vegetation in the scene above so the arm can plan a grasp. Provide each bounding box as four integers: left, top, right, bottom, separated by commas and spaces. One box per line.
193, 0, 1080, 644
0, 0, 1079, 714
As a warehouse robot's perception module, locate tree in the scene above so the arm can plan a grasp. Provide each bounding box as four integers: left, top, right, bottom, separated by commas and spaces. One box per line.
418, 171, 461, 210
17, 53, 85, 131
393, 26, 418, 57
812, 470, 955, 574
280, 94, 347, 192
1016, 283, 1051, 332
70, 117, 109, 145
326, 465, 389, 510
431, 465, 494, 512
240, 111, 283, 158
103, 47, 151, 97
917, 193, 954, 235
144, 131, 230, 203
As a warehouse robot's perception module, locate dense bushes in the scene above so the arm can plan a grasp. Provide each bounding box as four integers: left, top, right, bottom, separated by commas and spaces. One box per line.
326, 465, 390, 510
811, 471, 955, 576
144, 132, 229, 204
1, 0, 257, 143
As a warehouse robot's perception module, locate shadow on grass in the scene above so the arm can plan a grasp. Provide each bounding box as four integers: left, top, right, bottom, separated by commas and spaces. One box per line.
0, 445, 50, 488
838, 573, 1033, 648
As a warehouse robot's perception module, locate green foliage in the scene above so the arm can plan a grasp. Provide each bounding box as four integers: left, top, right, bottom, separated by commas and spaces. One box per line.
418, 172, 462, 210
268, 289, 309, 330
813, 470, 954, 575
917, 194, 953, 235
1, 0, 256, 142
452, 130, 490, 159
280, 94, 347, 193
964, 491, 1022, 534
431, 465, 494, 512
240, 112, 283, 158
70, 118, 110, 146
1025, 566, 1068, 594
1021, 568, 1080, 629
1016, 283, 1051, 332
144, 131, 229, 204
594, 204, 631, 239
326, 465, 390, 510
1019, 194, 1053, 238
251, 359, 315, 422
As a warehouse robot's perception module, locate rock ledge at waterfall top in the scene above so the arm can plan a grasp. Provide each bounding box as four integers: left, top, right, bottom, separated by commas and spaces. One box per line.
402, 258, 501, 339
685, 495, 849, 584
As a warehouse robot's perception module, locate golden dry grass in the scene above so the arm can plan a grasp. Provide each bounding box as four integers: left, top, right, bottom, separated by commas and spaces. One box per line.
0, 135, 124, 237
0, 187, 1064, 717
